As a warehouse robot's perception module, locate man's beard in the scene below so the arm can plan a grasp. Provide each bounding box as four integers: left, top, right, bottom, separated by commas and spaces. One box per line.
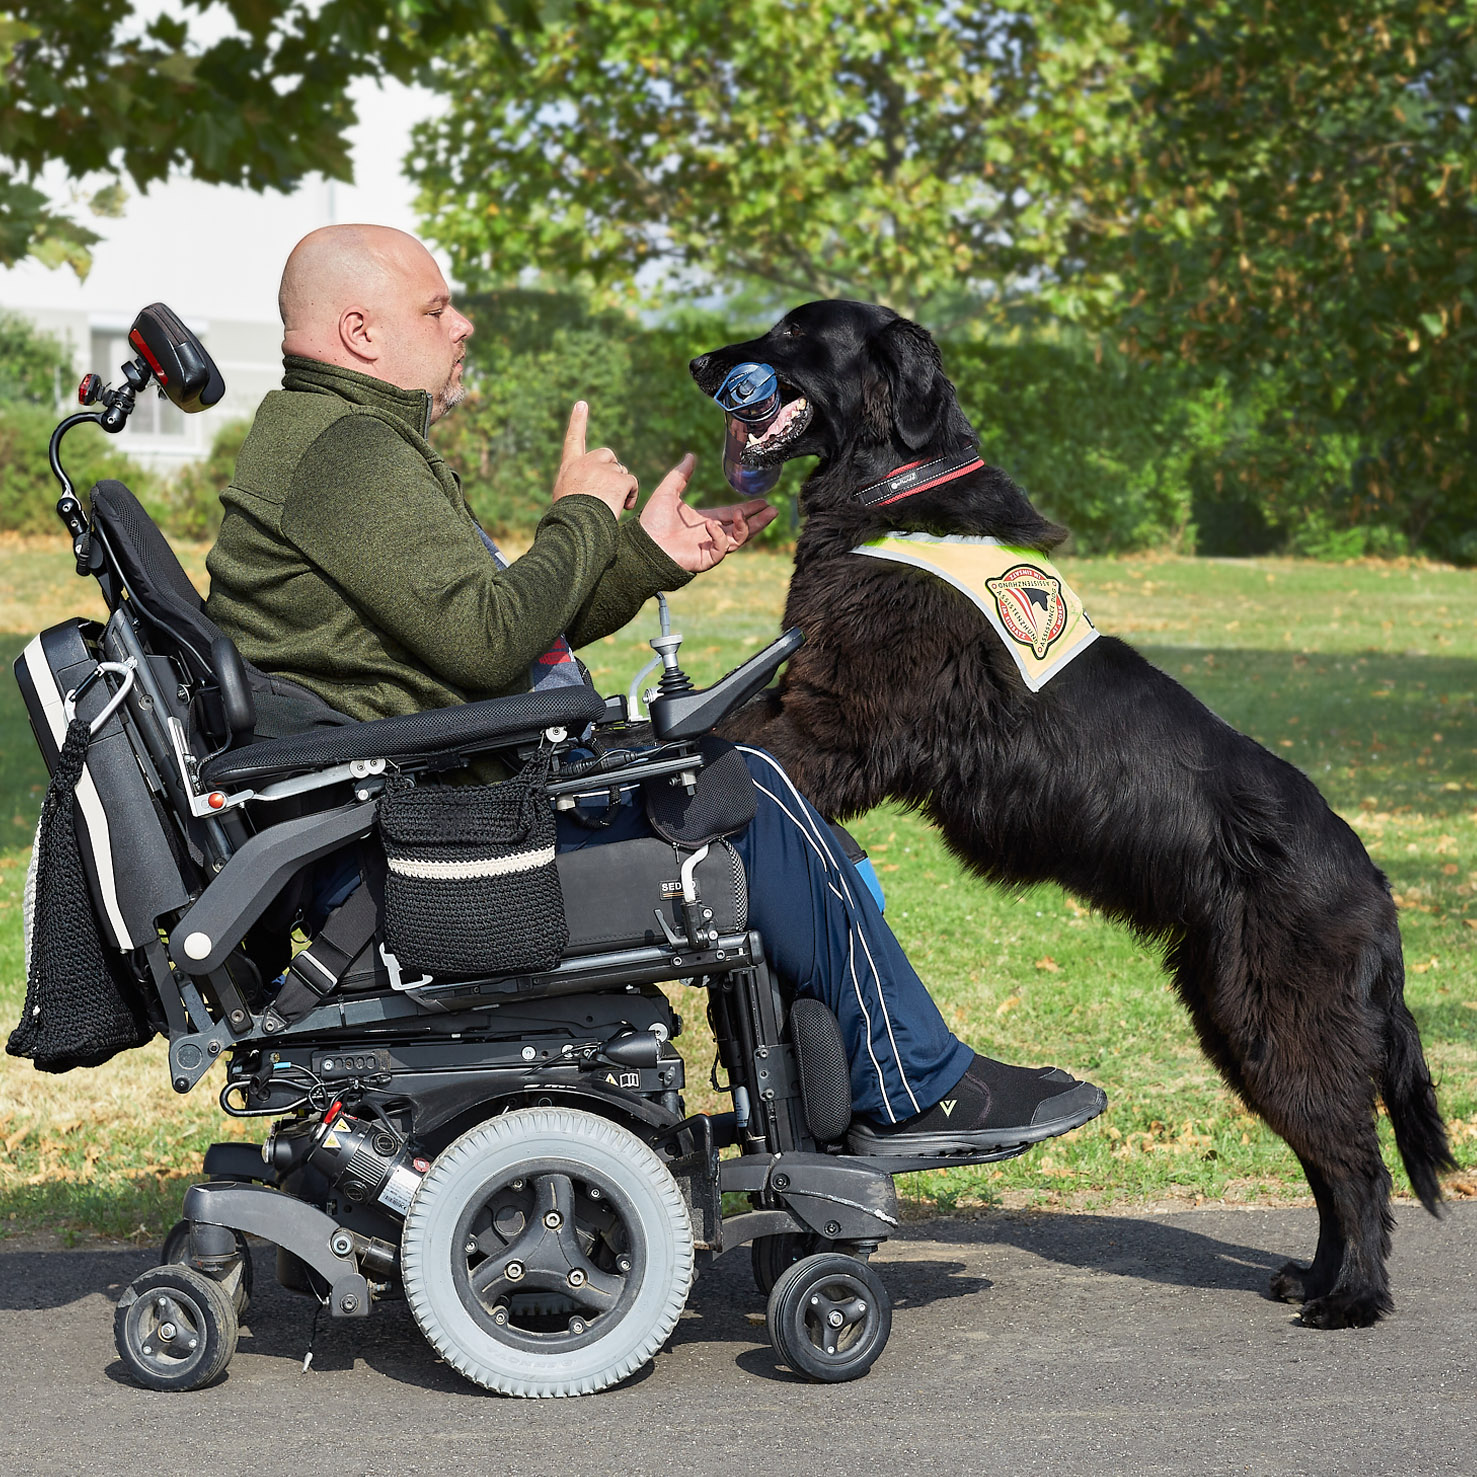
431, 370, 467, 423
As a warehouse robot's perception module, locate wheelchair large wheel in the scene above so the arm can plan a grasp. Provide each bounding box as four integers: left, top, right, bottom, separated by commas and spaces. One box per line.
402, 1107, 694, 1397
766, 1252, 891, 1383
161, 1219, 254, 1320
114, 1265, 239, 1391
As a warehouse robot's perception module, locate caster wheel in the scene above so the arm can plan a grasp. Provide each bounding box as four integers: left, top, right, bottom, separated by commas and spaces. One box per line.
161, 1219, 254, 1321
402, 1107, 694, 1397
766, 1252, 891, 1383
114, 1265, 239, 1391
751, 1232, 830, 1298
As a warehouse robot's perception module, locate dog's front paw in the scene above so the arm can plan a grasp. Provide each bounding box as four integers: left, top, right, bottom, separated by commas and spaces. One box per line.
1268, 1260, 1311, 1303
1298, 1287, 1392, 1329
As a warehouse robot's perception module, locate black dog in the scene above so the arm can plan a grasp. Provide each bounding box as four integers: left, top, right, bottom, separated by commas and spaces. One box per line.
691, 299, 1453, 1328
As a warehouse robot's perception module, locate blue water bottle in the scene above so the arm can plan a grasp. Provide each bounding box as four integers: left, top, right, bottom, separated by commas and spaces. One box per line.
714, 362, 783, 497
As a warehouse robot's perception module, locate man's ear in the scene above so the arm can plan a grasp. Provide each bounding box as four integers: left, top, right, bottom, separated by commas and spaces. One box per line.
865, 317, 945, 450
338, 307, 378, 364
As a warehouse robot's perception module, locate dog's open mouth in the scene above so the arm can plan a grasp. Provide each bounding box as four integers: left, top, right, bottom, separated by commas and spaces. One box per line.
741, 391, 813, 465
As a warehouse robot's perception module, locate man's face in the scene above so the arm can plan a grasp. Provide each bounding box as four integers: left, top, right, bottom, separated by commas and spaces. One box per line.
374, 244, 474, 422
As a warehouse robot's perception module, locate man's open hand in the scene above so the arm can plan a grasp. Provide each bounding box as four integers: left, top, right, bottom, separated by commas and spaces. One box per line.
552, 402, 639, 518
639, 454, 778, 573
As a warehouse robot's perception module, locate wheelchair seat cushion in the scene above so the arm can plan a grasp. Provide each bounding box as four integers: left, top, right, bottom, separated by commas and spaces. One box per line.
199, 685, 607, 788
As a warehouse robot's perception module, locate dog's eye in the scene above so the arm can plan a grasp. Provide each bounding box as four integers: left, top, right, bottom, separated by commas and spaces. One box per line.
779, 323, 802, 338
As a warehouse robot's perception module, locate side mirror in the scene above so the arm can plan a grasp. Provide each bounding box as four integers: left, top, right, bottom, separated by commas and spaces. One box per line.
127, 303, 226, 414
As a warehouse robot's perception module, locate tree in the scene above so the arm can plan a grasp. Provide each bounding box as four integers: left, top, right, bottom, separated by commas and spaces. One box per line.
0, 0, 532, 275
1110, 0, 1477, 558
409, 0, 1154, 325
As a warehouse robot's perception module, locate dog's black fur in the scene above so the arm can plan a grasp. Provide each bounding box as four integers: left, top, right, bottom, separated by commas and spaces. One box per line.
692, 299, 1454, 1328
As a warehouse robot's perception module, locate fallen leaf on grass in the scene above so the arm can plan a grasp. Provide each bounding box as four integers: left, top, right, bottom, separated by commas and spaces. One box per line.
1034, 956, 1061, 973
995, 994, 1020, 1017
3, 1127, 30, 1155
1448, 1177, 1477, 1199
1463, 919, 1477, 930
1411, 957, 1440, 974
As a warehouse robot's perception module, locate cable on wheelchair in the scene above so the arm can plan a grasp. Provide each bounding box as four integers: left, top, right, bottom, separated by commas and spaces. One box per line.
220, 1060, 332, 1117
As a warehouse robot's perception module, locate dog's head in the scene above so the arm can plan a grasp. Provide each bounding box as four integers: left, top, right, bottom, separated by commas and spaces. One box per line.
690, 300, 975, 485
691, 300, 1064, 550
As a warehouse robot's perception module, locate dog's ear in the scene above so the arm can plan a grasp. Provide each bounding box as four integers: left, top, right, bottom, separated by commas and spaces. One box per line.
864, 317, 946, 450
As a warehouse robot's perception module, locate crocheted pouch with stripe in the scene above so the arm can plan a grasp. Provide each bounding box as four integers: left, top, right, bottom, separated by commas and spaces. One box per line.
378, 751, 567, 976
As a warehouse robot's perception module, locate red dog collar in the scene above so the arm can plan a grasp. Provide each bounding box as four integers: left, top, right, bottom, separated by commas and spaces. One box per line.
854, 449, 984, 509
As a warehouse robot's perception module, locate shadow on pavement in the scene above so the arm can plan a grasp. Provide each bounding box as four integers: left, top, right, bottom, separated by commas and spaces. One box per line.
903, 1207, 1298, 1294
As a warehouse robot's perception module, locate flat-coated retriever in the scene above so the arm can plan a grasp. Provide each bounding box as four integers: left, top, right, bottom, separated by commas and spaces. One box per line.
690, 299, 1453, 1328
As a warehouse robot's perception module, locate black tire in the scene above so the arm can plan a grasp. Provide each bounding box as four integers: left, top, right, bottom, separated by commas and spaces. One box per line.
114, 1265, 239, 1391
766, 1252, 891, 1383
750, 1232, 830, 1298
160, 1219, 254, 1321
402, 1107, 694, 1397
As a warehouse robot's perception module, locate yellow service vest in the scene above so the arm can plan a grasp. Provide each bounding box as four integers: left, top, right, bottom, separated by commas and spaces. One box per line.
852, 533, 1098, 692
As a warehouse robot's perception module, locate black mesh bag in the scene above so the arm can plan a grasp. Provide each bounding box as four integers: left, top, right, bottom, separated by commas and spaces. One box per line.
378, 750, 567, 976
7, 718, 154, 1072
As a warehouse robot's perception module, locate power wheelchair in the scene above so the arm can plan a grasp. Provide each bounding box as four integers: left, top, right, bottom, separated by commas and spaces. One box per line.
13, 307, 1027, 1396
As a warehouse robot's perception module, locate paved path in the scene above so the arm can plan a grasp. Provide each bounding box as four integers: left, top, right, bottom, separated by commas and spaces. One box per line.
1, 1202, 1473, 1477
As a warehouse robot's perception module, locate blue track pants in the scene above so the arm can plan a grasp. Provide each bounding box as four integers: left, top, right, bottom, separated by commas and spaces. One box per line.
556, 746, 972, 1123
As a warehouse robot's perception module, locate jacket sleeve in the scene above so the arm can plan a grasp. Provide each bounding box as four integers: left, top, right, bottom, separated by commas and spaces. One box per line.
281, 415, 623, 695
563, 518, 694, 649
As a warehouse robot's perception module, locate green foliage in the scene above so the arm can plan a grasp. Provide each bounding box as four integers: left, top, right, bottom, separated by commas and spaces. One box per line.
409, 0, 1477, 561
0, 401, 161, 534
1111, 0, 1477, 562
148, 418, 251, 540
948, 338, 1198, 552
410, 0, 1150, 323
0, 311, 73, 406
0, 1, 541, 274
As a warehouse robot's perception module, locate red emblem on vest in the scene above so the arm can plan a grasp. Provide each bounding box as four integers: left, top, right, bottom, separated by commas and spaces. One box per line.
985, 565, 1067, 659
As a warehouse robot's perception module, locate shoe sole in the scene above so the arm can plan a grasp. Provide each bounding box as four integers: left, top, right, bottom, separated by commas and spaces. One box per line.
846, 1085, 1108, 1157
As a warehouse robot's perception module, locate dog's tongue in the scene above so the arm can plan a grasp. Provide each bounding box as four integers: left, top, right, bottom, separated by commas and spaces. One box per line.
748, 396, 807, 447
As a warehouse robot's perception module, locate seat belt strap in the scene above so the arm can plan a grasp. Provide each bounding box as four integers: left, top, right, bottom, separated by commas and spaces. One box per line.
261, 882, 380, 1034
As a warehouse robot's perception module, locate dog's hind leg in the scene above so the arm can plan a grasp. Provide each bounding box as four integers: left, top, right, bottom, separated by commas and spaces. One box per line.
1275, 1128, 1394, 1329
1268, 1158, 1346, 1305
1230, 1049, 1393, 1326
1169, 938, 1395, 1328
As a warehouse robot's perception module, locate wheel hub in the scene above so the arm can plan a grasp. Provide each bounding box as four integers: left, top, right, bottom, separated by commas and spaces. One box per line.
452, 1164, 642, 1352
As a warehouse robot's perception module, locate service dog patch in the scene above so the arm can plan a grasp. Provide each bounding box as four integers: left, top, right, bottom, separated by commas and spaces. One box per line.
852, 533, 1099, 691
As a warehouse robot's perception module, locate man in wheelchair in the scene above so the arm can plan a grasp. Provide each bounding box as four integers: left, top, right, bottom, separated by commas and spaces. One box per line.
14, 228, 1104, 1395
206, 224, 1105, 1156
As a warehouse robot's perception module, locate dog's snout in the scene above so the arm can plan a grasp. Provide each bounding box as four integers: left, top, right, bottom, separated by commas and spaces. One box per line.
689, 353, 711, 378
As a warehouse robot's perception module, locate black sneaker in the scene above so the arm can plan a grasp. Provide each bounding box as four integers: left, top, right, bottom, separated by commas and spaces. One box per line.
847, 1053, 1107, 1156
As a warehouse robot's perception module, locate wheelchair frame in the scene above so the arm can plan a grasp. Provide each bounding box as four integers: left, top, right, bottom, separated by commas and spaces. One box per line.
14, 309, 1023, 1396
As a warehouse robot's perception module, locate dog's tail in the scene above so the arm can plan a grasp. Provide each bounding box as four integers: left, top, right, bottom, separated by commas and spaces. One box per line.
1375, 934, 1456, 1215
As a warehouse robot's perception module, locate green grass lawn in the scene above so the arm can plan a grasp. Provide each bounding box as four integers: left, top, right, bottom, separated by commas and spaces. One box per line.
1, 537, 1474, 1241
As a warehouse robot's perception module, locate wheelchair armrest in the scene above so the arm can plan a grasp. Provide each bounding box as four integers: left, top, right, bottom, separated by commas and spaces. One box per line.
200, 684, 607, 789
648, 628, 803, 742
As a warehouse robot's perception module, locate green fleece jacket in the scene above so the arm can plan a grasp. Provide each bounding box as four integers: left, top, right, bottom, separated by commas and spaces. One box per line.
205, 357, 691, 722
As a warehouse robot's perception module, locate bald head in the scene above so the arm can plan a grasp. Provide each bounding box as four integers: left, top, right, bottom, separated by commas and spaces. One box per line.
279, 224, 473, 421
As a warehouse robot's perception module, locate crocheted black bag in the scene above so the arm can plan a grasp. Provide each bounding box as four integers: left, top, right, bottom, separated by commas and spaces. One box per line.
7, 717, 154, 1072
378, 750, 567, 976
